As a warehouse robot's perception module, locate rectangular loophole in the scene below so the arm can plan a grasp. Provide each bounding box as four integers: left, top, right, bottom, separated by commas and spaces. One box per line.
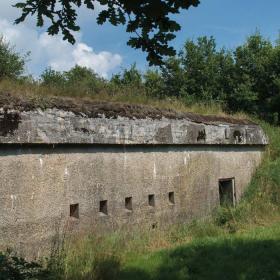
219, 178, 236, 207
99, 200, 108, 215
168, 192, 175, 204
148, 194, 155, 207
70, 203, 79, 219
125, 197, 132, 211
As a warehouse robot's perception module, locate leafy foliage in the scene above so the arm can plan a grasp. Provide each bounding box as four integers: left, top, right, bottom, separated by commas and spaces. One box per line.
1, 31, 280, 124
0, 250, 48, 280
158, 33, 280, 123
0, 37, 26, 80
111, 63, 142, 87
40, 68, 67, 88
41, 65, 106, 94
144, 69, 165, 97
14, 0, 200, 66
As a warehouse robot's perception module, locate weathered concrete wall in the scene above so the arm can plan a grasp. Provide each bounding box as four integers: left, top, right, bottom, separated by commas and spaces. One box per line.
0, 145, 263, 259
0, 108, 267, 145
0, 106, 267, 259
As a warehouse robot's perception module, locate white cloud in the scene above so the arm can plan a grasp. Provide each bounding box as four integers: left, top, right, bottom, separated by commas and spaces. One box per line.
37, 35, 122, 77
72, 44, 122, 76
0, 1, 122, 78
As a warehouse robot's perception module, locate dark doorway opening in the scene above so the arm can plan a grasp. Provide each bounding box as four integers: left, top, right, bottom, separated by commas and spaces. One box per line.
219, 178, 236, 207
168, 191, 175, 204
148, 194, 155, 207
100, 200, 108, 215
70, 203, 79, 219
125, 197, 133, 211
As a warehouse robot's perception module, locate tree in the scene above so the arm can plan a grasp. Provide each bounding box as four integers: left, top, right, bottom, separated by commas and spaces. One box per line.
14, 0, 200, 66
40, 68, 67, 87
161, 56, 185, 98
0, 37, 26, 80
159, 36, 235, 103
111, 64, 142, 87
180, 36, 235, 102
65, 65, 105, 91
231, 33, 279, 116
41, 65, 106, 94
144, 69, 165, 97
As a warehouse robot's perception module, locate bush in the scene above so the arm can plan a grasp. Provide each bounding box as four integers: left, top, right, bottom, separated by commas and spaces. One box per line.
110, 64, 143, 88
0, 37, 26, 80
0, 250, 48, 280
40, 65, 107, 96
40, 68, 67, 88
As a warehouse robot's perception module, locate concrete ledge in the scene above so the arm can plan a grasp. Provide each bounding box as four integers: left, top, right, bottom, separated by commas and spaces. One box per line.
0, 108, 268, 145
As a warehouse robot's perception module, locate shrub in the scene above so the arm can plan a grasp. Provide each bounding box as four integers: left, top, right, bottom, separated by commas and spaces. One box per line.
0, 250, 48, 280
0, 36, 26, 80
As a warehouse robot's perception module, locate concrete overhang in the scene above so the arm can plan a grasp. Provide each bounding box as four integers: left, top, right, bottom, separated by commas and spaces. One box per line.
0, 92, 268, 145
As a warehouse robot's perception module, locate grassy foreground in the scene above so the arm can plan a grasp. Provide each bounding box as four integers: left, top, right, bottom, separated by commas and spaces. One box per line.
120, 223, 280, 280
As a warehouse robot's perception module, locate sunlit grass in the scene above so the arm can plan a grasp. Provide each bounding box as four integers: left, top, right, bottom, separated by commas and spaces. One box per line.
120, 222, 280, 280
0, 78, 244, 118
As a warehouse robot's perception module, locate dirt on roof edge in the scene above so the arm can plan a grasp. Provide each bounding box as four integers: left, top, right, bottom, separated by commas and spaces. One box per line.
0, 91, 256, 125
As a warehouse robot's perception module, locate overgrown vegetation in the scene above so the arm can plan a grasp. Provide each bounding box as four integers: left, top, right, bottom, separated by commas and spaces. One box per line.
0, 32, 280, 279
0, 32, 280, 123
119, 223, 280, 280
0, 250, 48, 280
0, 36, 27, 80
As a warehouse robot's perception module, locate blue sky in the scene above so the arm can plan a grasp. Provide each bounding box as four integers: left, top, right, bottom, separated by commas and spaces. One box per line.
0, 0, 279, 78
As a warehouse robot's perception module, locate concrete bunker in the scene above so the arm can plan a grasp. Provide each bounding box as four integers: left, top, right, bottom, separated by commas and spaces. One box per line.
0, 98, 268, 259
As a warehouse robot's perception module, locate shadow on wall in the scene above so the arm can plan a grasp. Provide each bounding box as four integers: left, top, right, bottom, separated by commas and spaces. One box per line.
0, 144, 265, 157
118, 238, 280, 280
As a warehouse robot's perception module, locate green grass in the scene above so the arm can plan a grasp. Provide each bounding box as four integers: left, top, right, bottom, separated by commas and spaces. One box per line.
45, 220, 280, 280
120, 223, 280, 280
0, 78, 244, 117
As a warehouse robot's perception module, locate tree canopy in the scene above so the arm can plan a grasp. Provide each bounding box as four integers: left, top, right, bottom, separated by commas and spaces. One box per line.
1, 31, 279, 124
0, 37, 26, 80
38, 33, 280, 124
14, 0, 200, 66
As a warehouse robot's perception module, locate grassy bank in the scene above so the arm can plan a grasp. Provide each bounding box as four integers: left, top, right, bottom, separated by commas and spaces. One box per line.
0, 78, 244, 118
120, 222, 280, 280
